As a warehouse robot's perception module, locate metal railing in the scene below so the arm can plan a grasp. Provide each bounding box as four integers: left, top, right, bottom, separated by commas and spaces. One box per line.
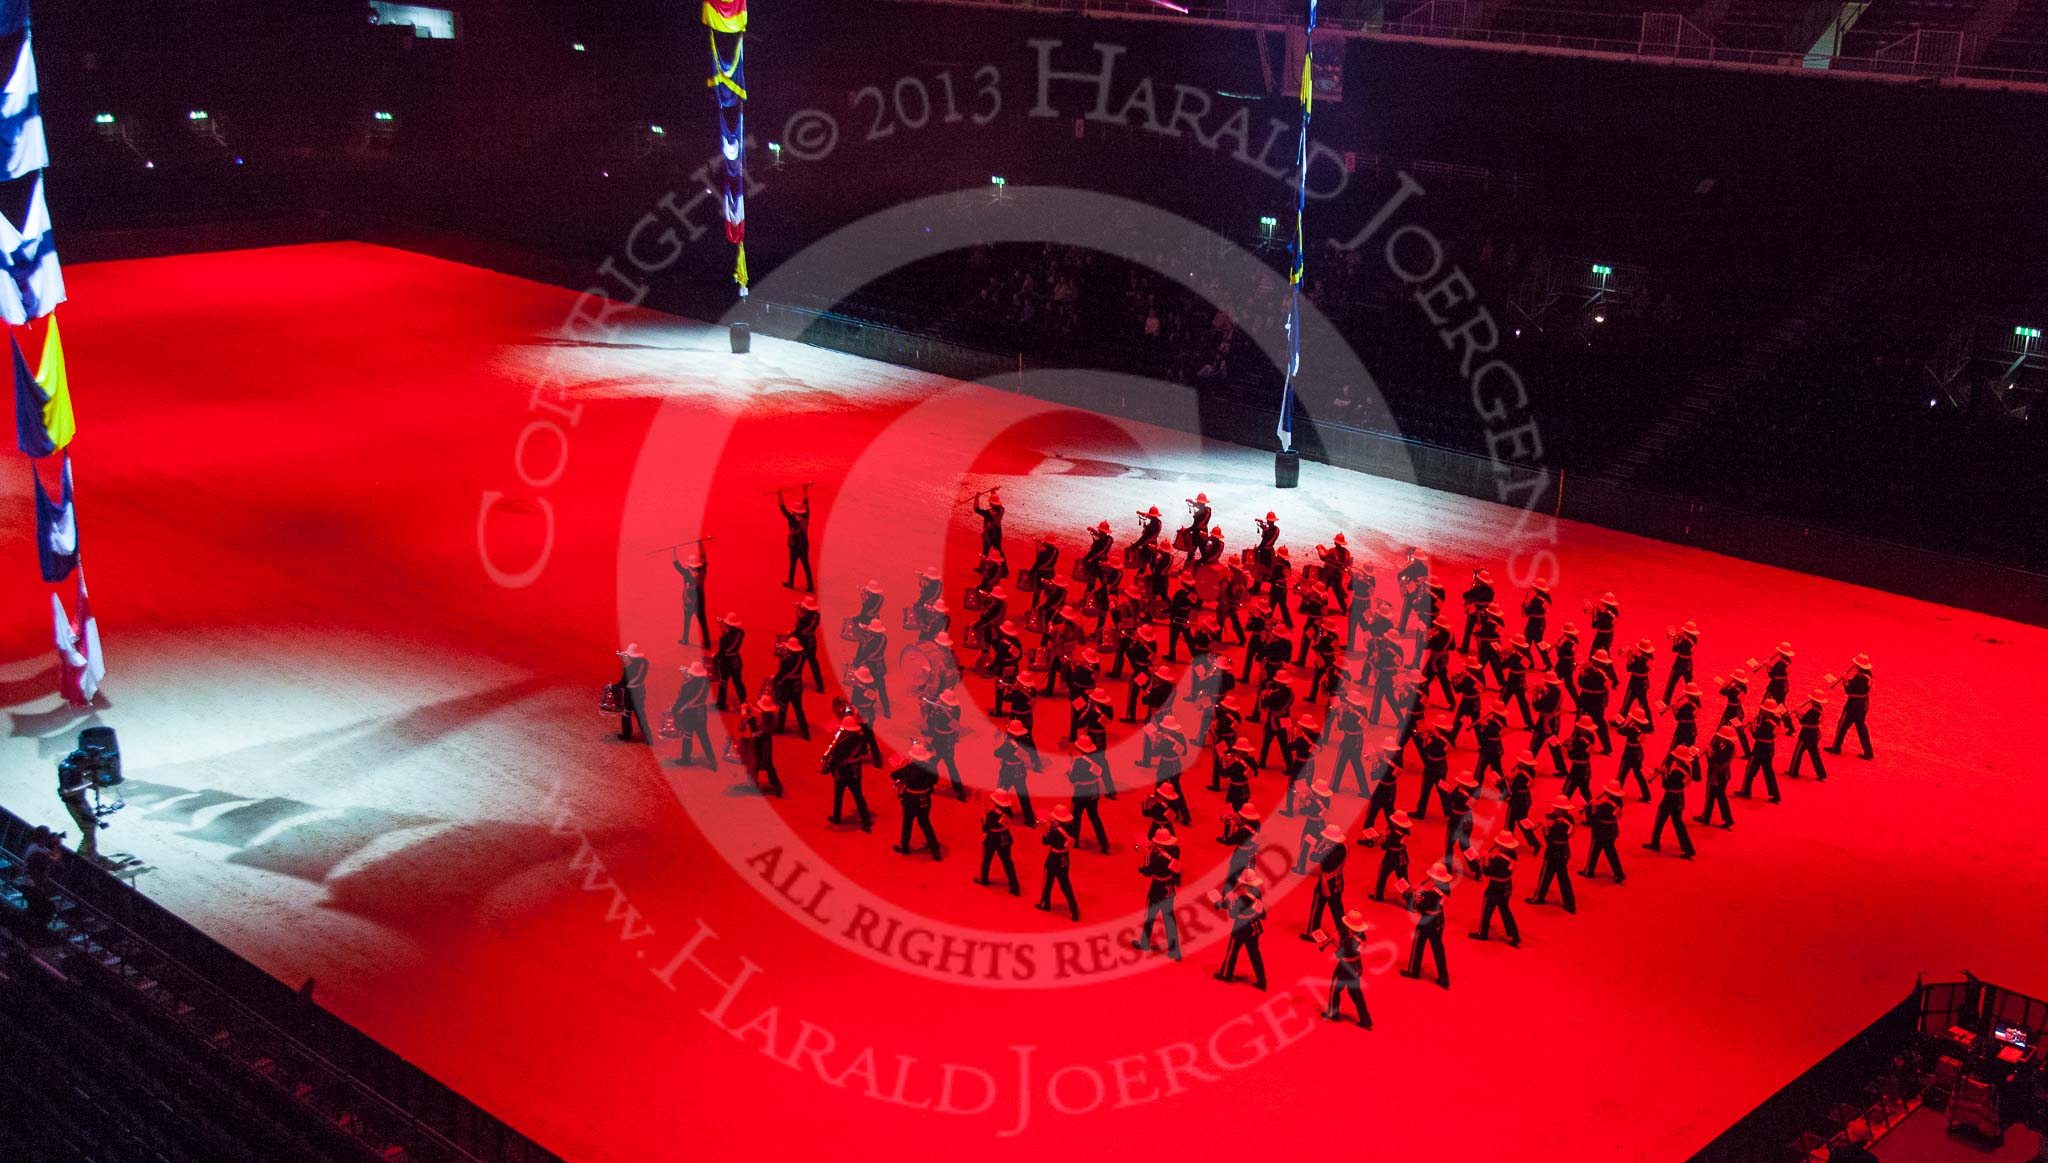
881, 0, 2048, 89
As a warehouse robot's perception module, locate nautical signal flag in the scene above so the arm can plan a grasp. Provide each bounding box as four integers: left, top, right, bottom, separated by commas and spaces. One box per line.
53, 567, 104, 706
34, 450, 77, 582
1, 33, 46, 181
12, 316, 71, 455
0, 172, 63, 323
703, 0, 747, 33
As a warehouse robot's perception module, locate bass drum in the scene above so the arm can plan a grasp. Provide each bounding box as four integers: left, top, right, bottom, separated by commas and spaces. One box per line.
898, 640, 956, 701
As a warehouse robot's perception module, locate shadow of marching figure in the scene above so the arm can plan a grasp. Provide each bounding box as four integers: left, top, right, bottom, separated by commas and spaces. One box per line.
103, 674, 645, 934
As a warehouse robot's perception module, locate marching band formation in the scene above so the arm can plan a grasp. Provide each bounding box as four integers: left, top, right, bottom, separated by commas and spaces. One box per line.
605, 488, 1877, 1025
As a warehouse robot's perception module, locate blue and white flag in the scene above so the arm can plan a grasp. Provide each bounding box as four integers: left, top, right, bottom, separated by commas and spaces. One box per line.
1, 35, 45, 180
34, 450, 77, 582
0, 174, 63, 324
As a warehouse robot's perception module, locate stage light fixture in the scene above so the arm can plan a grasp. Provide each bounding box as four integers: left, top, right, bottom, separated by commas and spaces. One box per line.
189, 110, 209, 121
1593, 313, 1606, 324
572, 42, 586, 52
990, 175, 1006, 187
374, 111, 394, 121
768, 142, 782, 156
1591, 263, 1612, 276
94, 113, 114, 124
650, 124, 665, 135
2016, 326, 2040, 340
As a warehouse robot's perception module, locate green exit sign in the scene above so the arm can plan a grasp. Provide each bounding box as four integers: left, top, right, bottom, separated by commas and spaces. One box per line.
2016, 326, 2040, 340
1591, 263, 1612, 276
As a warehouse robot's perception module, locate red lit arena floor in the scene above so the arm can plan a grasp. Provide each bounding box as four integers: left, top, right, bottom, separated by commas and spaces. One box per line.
3, 243, 2044, 1162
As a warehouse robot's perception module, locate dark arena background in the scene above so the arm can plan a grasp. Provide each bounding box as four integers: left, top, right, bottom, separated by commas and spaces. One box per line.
2, 1, 2047, 1160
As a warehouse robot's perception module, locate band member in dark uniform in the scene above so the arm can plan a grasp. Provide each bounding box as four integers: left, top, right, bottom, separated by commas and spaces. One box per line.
1181, 493, 1212, 568
1460, 568, 1495, 652
1739, 698, 1789, 802
1762, 642, 1794, 706
922, 688, 966, 797
1293, 778, 1333, 874
1525, 797, 1578, 913
823, 714, 873, 831
777, 489, 813, 591
1148, 716, 1194, 824
978, 788, 1022, 893
1410, 717, 1451, 817
1036, 806, 1079, 920
1395, 549, 1430, 632
1400, 863, 1454, 989
1643, 747, 1698, 857
1215, 872, 1269, 991
1468, 833, 1522, 946
1577, 651, 1616, 753
712, 612, 747, 710
1327, 690, 1371, 796
1611, 709, 1653, 801
892, 742, 943, 858
1067, 737, 1113, 852
670, 659, 714, 768
1695, 726, 1739, 828
994, 719, 1039, 827
1664, 620, 1698, 702
1618, 638, 1656, 725
615, 644, 652, 742
792, 594, 826, 693
1546, 621, 1582, 707
973, 489, 1006, 559
740, 693, 784, 795
1365, 809, 1412, 902
1133, 505, 1163, 555
1439, 773, 1479, 873
1253, 511, 1281, 574
1521, 578, 1551, 645
1323, 910, 1374, 1026
1266, 548, 1294, 630
1363, 739, 1403, 831
770, 636, 812, 739
1221, 804, 1261, 891
1303, 823, 1348, 940
1587, 592, 1619, 657
1663, 680, 1701, 760
1500, 755, 1536, 832
1580, 785, 1626, 883
1786, 689, 1829, 781
1133, 846, 1183, 959
1827, 654, 1875, 759
673, 546, 710, 646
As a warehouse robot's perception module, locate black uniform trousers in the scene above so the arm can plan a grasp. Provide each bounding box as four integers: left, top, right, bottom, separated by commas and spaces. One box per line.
979, 841, 1020, 892
1830, 702, 1873, 758
898, 799, 940, 854
1529, 852, 1576, 911
1139, 895, 1182, 958
1786, 733, 1827, 781
1039, 861, 1079, 918
1373, 848, 1409, 901
831, 772, 873, 827
1739, 743, 1780, 800
1648, 795, 1695, 855
1327, 964, 1370, 1023
1406, 920, 1449, 986
1582, 833, 1625, 881
1476, 888, 1520, 942
1222, 930, 1266, 987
